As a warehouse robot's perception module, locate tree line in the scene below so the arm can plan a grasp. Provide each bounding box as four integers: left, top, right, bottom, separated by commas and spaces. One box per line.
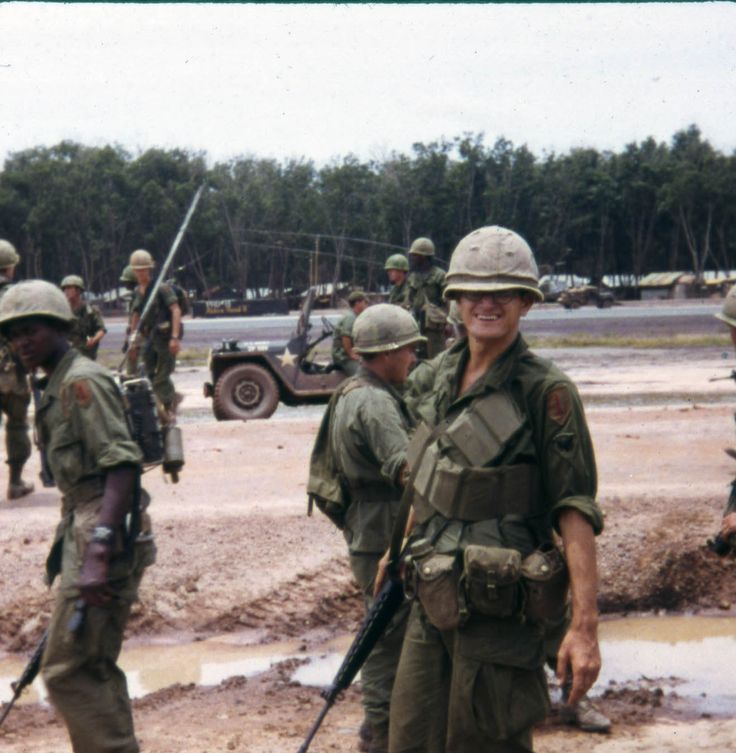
0, 124, 733, 299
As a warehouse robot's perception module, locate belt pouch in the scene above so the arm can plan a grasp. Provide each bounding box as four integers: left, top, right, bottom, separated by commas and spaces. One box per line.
462, 545, 522, 618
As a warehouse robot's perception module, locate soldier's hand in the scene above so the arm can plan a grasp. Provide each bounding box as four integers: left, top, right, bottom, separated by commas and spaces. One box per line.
556, 624, 601, 706
169, 337, 181, 356
373, 550, 392, 598
721, 513, 736, 538
77, 542, 113, 608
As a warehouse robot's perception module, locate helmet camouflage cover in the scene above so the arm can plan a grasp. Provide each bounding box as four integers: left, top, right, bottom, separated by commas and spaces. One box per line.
120, 265, 137, 284
715, 284, 736, 328
443, 225, 543, 302
384, 253, 409, 272
60, 274, 85, 291
408, 237, 435, 257
352, 303, 426, 354
129, 249, 155, 269
0, 239, 20, 268
0, 279, 74, 331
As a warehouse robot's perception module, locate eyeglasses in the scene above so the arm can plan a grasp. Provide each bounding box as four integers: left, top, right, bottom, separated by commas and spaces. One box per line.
460, 290, 519, 304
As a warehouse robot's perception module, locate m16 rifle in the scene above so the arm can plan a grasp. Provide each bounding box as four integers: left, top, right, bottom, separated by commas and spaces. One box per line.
297, 576, 405, 753
0, 631, 48, 727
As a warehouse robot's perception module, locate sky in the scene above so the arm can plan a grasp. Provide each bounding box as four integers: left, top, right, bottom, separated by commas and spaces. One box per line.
0, 2, 734, 166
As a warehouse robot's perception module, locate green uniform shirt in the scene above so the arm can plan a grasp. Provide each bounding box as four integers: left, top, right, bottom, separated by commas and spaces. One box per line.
388, 279, 409, 308
130, 282, 178, 340
407, 266, 446, 316
331, 368, 414, 554
407, 335, 601, 668
68, 303, 106, 359
36, 349, 142, 497
331, 310, 357, 369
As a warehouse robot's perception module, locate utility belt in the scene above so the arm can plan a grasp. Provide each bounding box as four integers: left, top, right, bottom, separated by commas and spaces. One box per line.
404, 539, 568, 630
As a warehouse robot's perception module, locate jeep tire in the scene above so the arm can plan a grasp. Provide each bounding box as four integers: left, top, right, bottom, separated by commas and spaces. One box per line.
213, 363, 280, 420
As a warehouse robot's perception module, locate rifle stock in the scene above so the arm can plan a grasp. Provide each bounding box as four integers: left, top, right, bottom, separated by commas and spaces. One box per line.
0, 631, 48, 727
297, 576, 405, 753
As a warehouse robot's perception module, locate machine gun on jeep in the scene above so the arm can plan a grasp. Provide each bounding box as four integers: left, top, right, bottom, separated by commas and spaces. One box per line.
203, 288, 347, 420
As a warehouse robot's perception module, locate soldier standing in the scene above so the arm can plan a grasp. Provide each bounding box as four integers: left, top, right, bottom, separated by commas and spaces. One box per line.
0, 239, 34, 501
61, 275, 107, 360
313, 303, 425, 753
331, 290, 369, 376
0, 280, 155, 753
406, 237, 447, 359
126, 249, 182, 423
385, 254, 410, 307
385, 226, 603, 753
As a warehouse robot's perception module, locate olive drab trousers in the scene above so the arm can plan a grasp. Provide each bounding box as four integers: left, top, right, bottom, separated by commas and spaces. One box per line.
350, 554, 410, 731
388, 603, 549, 753
0, 389, 31, 468
143, 336, 177, 411
42, 504, 155, 753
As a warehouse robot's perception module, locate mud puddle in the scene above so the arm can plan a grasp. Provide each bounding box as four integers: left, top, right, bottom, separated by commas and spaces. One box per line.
2, 616, 734, 715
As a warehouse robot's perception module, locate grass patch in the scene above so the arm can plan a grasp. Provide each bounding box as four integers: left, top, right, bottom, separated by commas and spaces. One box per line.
526, 333, 731, 349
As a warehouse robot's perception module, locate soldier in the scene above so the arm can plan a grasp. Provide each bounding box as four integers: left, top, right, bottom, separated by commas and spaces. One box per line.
0, 280, 155, 753
406, 237, 447, 359
0, 239, 34, 501
331, 290, 369, 376
126, 249, 183, 422
383, 226, 603, 753
314, 303, 425, 753
714, 286, 736, 543
385, 254, 410, 307
60, 275, 107, 360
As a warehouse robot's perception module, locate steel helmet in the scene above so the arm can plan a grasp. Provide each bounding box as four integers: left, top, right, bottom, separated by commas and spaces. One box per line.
408, 237, 435, 257
352, 303, 426, 355
384, 254, 409, 272
60, 274, 85, 291
715, 285, 736, 328
0, 240, 20, 268
443, 226, 543, 302
129, 249, 155, 269
0, 280, 74, 331
119, 265, 137, 284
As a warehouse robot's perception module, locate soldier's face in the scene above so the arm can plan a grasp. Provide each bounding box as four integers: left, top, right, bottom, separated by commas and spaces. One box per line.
6, 318, 67, 372
387, 269, 406, 285
133, 267, 151, 286
63, 286, 82, 309
457, 290, 533, 345
384, 343, 417, 385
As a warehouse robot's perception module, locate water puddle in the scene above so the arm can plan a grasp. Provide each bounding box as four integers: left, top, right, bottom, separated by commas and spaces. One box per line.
2, 615, 734, 715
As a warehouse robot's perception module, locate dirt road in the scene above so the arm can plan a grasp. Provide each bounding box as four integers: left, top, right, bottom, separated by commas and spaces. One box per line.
1, 344, 736, 752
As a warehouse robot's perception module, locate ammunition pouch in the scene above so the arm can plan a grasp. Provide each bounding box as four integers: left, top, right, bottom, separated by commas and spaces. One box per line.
461, 545, 522, 619
405, 540, 461, 631
520, 546, 569, 622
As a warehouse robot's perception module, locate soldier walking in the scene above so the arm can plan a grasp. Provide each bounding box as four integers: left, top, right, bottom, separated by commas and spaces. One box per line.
0, 280, 155, 753
126, 249, 183, 423
0, 239, 34, 501
385, 254, 410, 307
311, 304, 425, 753
61, 275, 107, 360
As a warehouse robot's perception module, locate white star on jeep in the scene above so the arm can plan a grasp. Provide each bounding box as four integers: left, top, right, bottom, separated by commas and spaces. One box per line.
277, 347, 297, 367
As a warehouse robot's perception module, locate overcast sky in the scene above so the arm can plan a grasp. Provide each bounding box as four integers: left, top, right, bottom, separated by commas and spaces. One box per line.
1, 2, 734, 166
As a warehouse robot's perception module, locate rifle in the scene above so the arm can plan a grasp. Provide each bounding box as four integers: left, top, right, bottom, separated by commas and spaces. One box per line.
0, 630, 48, 727
297, 576, 406, 753
30, 374, 54, 488
709, 369, 736, 382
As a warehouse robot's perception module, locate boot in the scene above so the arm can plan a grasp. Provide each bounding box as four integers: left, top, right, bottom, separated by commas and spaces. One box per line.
559, 695, 611, 733
7, 464, 34, 500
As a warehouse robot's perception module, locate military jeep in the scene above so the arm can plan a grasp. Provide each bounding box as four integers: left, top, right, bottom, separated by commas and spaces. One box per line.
558, 285, 615, 309
203, 288, 346, 420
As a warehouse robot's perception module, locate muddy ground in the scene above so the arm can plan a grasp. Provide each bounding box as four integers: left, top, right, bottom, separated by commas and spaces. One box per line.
2, 326, 736, 752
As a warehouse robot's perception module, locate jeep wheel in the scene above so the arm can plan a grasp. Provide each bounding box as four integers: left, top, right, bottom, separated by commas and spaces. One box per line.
213, 364, 280, 420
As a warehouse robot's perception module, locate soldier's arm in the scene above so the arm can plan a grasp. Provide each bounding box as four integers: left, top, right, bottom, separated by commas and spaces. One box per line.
342, 335, 358, 361
86, 309, 107, 348
168, 302, 182, 355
